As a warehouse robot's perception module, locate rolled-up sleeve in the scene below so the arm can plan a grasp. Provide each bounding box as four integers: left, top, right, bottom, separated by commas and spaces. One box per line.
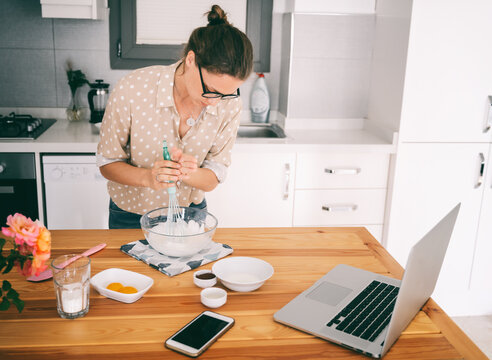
202, 98, 242, 183
96, 78, 132, 166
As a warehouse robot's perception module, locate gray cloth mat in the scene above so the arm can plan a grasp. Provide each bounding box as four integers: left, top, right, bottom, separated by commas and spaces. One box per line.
120, 239, 233, 277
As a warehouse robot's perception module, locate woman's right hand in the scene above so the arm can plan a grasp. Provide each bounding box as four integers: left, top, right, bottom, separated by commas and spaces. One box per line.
146, 159, 181, 190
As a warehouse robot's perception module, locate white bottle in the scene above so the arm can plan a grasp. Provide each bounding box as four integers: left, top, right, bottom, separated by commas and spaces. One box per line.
250, 73, 270, 123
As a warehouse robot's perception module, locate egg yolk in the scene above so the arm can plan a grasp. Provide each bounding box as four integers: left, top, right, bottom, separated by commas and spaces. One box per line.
107, 282, 123, 291
119, 286, 138, 294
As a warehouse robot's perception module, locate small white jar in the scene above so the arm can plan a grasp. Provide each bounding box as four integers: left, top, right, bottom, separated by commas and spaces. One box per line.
200, 287, 227, 308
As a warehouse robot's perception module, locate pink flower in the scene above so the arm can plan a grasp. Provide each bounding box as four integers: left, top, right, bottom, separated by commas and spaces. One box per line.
2, 213, 40, 246
3, 213, 27, 233
18, 219, 40, 246
1, 213, 51, 278
2, 213, 26, 239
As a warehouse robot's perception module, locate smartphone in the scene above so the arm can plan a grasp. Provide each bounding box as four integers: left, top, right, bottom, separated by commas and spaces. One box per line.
165, 311, 235, 357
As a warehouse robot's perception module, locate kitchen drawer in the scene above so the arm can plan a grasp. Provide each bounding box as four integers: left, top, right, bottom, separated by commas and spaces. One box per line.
295, 153, 390, 189
293, 189, 387, 225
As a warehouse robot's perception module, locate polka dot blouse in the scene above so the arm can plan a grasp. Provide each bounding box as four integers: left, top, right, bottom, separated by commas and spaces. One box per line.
96, 62, 242, 215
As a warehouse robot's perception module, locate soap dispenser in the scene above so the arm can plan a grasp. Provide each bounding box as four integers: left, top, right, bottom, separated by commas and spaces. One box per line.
250, 73, 270, 123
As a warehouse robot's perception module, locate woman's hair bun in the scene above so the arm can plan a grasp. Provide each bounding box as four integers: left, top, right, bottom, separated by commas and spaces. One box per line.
207, 4, 229, 26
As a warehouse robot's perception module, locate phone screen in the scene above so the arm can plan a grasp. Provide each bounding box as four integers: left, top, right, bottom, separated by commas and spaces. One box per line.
171, 314, 230, 350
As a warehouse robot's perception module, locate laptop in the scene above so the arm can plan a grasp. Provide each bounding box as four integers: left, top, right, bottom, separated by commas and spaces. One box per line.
274, 204, 460, 358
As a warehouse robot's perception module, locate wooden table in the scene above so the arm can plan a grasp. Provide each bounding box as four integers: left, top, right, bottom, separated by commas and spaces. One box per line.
0, 228, 486, 359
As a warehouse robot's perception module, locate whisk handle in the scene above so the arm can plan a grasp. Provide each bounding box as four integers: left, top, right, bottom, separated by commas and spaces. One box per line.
162, 140, 177, 189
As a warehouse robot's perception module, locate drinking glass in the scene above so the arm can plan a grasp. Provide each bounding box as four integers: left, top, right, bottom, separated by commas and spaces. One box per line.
51, 255, 91, 319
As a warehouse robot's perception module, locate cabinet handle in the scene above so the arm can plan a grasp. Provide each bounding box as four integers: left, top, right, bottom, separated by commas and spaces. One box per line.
322, 204, 358, 212
0, 186, 14, 194
484, 96, 492, 133
324, 168, 360, 175
476, 153, 485, 188
283, 163, 290, 200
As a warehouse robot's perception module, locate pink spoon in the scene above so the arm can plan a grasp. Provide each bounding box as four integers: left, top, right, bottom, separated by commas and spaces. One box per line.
27, 243, 107, 282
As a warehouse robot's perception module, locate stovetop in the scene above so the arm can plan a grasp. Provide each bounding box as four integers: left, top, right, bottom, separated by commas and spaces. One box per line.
0, 112, 56, 140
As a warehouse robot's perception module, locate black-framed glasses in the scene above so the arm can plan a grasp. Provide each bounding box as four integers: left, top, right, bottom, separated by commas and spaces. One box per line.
198, 64, 240, 99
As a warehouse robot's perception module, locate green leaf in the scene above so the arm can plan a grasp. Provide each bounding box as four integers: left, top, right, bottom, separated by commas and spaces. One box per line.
2, 257, 14, 274
6, 288, 19, 300
0, 237, 5, 251
2, 280, 11, 291
12, 298, 24, 313
0, 256, 6, 272
0, 297, 10, 311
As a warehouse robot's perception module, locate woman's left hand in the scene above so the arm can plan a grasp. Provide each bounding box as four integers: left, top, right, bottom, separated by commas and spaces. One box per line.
170, 147, 198, 180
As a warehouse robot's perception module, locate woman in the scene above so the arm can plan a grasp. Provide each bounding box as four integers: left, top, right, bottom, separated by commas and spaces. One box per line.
97, 5, 253, 229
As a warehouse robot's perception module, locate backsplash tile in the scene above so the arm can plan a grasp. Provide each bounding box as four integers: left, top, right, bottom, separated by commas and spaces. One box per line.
54, 18, 109, 50
0, 0, 53, 49
289, 57, 370, 118
55, 50, 130, 108
0, 48, 56, 107
281, 13, 374, 119
293, 14, 374, 59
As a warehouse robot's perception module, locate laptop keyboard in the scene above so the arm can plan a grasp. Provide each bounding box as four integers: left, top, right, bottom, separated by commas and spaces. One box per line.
326, 280, 399, 342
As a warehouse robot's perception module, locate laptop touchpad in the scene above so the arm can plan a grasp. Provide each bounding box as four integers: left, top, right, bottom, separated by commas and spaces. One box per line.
306, 282, 352, 306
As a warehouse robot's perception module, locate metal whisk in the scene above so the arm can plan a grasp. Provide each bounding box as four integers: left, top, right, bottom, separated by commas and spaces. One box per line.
162, 140, 185, 235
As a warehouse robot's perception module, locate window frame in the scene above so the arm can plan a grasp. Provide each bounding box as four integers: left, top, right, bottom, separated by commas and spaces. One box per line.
109, 0, 272, 72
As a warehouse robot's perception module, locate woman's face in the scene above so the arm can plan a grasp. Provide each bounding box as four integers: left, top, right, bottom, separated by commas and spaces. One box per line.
183, 52, 244, 107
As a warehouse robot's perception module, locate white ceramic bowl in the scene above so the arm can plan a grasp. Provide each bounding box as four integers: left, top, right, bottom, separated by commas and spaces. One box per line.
90, 268, 153, 303
200, 287, 227, 308
140, 207, 218, 257
212, 257, 274, 292
193, 270, 217, 288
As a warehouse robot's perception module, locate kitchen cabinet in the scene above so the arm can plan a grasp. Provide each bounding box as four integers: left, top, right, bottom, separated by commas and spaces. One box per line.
40, 0, 108, 20
469, 143, 492, 315
398, 0, 492, 143
206, 150, 295, 227
378, 0, 492, 316
294, 152, 389, 242
385, 143, 488, 316
207, 150, 389, 241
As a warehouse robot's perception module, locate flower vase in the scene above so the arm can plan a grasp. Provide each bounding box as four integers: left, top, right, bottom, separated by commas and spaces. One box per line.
66, 88, 86, 122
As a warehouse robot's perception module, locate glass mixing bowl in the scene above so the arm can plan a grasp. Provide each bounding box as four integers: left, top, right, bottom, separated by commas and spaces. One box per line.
140, 207, 218, 257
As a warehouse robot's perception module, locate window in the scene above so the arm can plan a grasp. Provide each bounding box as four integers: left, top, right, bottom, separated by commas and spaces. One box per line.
108, 0, 272, 72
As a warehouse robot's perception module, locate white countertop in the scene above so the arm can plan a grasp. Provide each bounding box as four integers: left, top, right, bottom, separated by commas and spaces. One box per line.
0, 118, 397, 154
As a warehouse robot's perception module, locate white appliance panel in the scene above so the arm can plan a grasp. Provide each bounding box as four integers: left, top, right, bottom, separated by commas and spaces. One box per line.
43, 155, 109, 229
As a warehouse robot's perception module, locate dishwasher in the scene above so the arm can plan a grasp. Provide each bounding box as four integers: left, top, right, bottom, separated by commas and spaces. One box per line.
43, 155, 109, 229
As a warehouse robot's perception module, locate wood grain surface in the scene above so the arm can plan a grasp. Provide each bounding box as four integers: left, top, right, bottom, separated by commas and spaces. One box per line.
0, 227, 486, 359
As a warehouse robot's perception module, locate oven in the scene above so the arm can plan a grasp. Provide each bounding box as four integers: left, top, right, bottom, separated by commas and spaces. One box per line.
0, 153, 38, 225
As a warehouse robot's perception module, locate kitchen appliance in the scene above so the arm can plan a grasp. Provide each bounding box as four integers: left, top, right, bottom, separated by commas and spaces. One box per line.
0, 112, 56, 140
43, 155, 109, 229
0, 153, 39, 224
88, 79, 109, 123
